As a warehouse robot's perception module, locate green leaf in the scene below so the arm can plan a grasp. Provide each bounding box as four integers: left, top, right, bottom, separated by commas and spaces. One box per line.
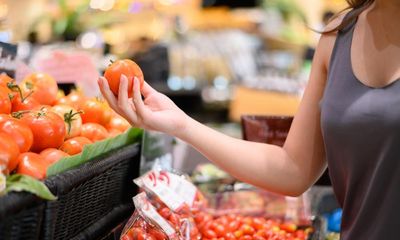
6, 174, 56, 200
47, 128, 143, 177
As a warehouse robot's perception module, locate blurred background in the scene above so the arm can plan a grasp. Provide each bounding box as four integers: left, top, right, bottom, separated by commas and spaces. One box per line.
1, 0, 345, 123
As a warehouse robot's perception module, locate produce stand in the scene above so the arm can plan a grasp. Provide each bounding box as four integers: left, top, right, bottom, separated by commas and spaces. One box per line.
0, 129, 142, 240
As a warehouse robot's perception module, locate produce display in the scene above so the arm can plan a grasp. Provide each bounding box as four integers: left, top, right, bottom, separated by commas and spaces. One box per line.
121, 170, 313, 240
0, 70, 131, 197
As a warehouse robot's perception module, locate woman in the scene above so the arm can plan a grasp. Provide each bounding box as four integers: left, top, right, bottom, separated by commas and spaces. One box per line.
98, 0, 400, 239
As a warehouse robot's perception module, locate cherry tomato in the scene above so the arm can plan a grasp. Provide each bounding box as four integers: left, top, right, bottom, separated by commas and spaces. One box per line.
60, 136, 92, 155
80, 123, 108, 142
238, 235, 253, 240
147, 228, 168, 240
104, 59, 144, 98
213, 224, 227, 237
227, 220, 240, 232
202, 229, 217, 239
0, 116, 33, 153
19, 110, 66, 152
0, 86, 11, 114
79, 98, 111, 126
40, 148, 69, 166
20, 73, 58, 105
158, 207, 172, 219
0, 132, 20, 172
16, 152, 47, 179
51, 104, 82, 139
105, 114, 130, 132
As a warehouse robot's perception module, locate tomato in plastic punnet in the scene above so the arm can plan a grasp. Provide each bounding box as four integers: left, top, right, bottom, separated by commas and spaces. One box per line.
59, 136, 92, 155
51, 104, 82, 139
16, 152, 47, 179
0, 86, 11, 114
104, 59, 144, 98
80, 123, 108, 142
0, 132, 20, 172
79, 98, 111, 126
18, 110, 66, 152
40, 148, 69, 166
20, 73, 58, 105
0, 116, 33, 153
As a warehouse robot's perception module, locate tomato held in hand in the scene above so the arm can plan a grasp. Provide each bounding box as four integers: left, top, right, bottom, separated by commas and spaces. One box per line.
19, 111, 66, 152
80, 123, 108, 142
0, 117, 33, 153
20, 73, 58, 106
0, 132, 20, 172
104, 59, 144, 98
16, 152, 47, 179
60, 136, 92, 155
40, 148, 69, 166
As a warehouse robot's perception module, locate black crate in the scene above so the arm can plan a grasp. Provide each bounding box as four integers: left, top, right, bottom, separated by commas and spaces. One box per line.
42, 143, 141, 240
0, 192, 44, 240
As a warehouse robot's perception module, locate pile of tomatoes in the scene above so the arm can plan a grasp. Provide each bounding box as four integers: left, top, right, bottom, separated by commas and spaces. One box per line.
0, 72, 130, 179
194, 212, 311, 240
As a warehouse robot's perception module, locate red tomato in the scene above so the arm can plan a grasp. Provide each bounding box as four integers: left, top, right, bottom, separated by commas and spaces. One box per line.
0, 117, 33, 153
20, 73, 58, 106
213, 224, 227, 237
158, 207, 172, 219
225, 232, 236, 240
80, 123, 108, 142
0, 86, 11, 114
104, 59, 144, 98
16, 152, 47, 179
40, 148, 69, 166
108, 128, 122, 137
106, 115, 130, 132
227, 220, 240, 232
19, 111, 66, 152
51, 104, 82, 139
59, 136, 92, 155
11, 93, 40, 112
238, 235, 253, 240
79, 98, 111, 126
241, 224, 255, 236
0, 132, 20, 172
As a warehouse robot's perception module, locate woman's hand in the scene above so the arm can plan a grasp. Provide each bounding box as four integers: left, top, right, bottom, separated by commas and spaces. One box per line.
98, 75, 189, 136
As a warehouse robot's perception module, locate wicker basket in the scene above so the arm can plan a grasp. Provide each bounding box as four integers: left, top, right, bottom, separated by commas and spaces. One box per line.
0, 192, 44, 240
42, 143, 141, 240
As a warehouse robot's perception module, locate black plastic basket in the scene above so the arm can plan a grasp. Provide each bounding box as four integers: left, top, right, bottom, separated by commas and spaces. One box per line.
42, 143, 141, 240
0, 192, 44, 240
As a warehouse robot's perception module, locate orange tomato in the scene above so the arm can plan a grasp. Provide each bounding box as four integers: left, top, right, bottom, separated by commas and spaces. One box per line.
60, 136, 92, 155
0, 116, 33, 153
79, 98, 111, 126
0, 86, 11, 114
104, 59, 144, 98
19, 110, 66, 152
51, 104, 82, 139
20, 73, 58, 106
80, 123, 108, 142
106, 115, 130, 132
0, 132, 20, 173
16, 152, 47, 179
40, 148, 69, 166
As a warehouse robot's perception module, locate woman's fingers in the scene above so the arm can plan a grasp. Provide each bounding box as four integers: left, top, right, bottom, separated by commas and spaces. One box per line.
141, 80, 157, 98
132, 77, 149, 121
98, 77, 119, 111
117, 75, 138, 123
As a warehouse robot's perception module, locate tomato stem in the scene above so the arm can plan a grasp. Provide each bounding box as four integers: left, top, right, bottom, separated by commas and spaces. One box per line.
63, 110, 83, 135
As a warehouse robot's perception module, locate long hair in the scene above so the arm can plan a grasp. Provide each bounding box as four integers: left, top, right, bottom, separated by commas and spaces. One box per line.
325, 0, 374, 33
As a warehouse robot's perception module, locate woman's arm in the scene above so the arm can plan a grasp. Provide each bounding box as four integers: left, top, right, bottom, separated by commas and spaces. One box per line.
98, 28, 338, 197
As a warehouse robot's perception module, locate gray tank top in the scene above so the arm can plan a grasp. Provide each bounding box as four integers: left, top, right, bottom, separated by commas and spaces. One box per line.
320, 12, 400, 240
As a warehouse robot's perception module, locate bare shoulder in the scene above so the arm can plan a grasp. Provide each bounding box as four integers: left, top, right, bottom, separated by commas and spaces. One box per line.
317, 11, 348, 69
